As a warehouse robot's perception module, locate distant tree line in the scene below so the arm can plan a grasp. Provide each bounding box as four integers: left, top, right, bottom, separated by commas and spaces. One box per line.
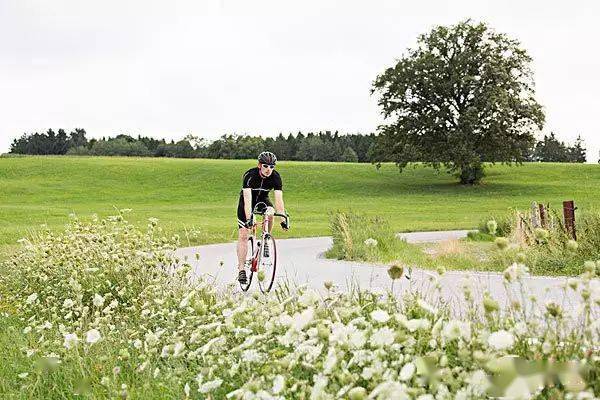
9, 129, 377, 162
9, 128, 587, 163
529, 133, 586, 163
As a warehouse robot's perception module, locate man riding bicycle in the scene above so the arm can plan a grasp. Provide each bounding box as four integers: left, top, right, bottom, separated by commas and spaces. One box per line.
237, 151, 288, 285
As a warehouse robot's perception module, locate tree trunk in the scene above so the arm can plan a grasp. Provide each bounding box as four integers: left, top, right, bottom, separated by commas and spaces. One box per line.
459, 163, 484, 184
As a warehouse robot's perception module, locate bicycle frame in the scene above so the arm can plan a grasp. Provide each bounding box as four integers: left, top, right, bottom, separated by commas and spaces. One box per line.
241, 203, 289, 292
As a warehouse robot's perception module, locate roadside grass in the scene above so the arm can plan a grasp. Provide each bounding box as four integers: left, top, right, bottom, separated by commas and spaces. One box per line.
2, 156, 600, 257
327, 209, 600, 276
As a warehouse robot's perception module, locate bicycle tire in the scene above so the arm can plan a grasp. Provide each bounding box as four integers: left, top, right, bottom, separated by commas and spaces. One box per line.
258, 235, 277, 293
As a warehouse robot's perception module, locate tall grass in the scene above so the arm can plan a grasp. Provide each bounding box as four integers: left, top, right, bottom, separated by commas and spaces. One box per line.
326, 211, 430, 266
485, 210, 600, 275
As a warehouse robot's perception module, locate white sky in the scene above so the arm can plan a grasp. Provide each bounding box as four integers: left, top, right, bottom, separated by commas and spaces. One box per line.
1, 0, 599, 161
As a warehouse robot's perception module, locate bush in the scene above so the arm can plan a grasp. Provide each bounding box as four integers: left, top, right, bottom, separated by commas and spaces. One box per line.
477, 213, 513, 237
466, 230, 495, 242
66, 145, 91, 155
90, 138, 151, 156
341, 147, 359, 162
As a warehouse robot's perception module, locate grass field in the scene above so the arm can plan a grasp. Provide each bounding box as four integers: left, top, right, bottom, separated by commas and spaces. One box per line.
1, 156, 600, 257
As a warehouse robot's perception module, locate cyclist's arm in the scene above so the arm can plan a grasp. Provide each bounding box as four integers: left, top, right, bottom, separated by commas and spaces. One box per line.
243, 188, 252, 222
274, 190, 285, 221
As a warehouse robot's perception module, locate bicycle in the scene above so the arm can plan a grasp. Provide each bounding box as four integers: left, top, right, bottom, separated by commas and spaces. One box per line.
239, 203, 290, 293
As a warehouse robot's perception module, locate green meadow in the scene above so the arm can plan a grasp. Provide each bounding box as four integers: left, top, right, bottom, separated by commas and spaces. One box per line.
1, 156, 599, 256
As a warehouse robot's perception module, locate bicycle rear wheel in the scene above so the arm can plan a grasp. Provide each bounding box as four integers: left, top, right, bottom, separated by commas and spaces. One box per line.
257, 235, 277, 293
239, 236, 254, 291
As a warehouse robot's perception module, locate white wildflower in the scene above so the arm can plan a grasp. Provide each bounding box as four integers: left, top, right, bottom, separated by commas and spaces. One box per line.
310, 374, 328, 400
417, 395, 435, 400
405, 318, 431, 332
467, 370, 490, 394
173, 341, 185, 357
323, 348, 337, 374
199, 378, 223, 393
222, 308, 233, 318
370, 309, 390, 323
241, 349, 263, 363
63, 298, 75, 308
93, 294, 105, 307
442, 320, 471, 341
513, 322, 528, 336
161, 345, 172, 358
298, 289, 320, 306
371, 327, 395, 347
364, 238, 378, 247
145, 331, 159, 347
369, 381, 409, 399
278, 313, 293, 327
63, 333, 79, 349
292, 307, 314, 331
330, 322, 350, 345
273, 375, 285, 394
85, 328, 101, 344
349, 329, 367, 349
26, 293, 38, 304
488, 330, 515, 351
399, 362, 415, 381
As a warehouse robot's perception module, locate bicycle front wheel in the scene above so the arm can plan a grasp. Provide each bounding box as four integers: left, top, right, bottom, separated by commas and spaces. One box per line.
257, 235, 277, 293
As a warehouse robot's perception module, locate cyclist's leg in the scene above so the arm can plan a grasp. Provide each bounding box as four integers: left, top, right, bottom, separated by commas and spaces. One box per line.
237, 228, 249, 271
236, 203, 248, 270
263, 198, 274, 233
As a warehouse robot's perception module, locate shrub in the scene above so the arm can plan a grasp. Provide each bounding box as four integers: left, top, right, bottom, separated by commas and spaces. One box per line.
90, 138, 151, 156
66, 145, 91, 155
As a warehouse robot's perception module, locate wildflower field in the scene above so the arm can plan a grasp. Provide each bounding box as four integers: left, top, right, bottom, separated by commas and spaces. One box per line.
1, 213, 600, 399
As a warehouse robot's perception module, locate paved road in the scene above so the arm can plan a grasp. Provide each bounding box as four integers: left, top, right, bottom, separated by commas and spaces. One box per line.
176, 231, 588, 318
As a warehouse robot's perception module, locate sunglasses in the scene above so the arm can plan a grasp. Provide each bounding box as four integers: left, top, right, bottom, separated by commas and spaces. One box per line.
261, 164, 276, 169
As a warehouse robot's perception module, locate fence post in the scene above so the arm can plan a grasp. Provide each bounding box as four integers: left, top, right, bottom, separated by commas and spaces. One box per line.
531, 202, 539, 228
562, 200, 577, 240
539, 203, 547, 228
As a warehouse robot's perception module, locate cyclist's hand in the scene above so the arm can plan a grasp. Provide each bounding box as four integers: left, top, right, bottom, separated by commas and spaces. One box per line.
280, 221, 289, 231
244, 218, 255, 229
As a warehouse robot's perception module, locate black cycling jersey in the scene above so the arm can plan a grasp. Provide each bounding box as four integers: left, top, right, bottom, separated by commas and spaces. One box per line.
236, 167, 283, 228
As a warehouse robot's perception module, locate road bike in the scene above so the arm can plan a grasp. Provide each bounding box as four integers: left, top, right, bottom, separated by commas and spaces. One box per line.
239, 203, 289, 293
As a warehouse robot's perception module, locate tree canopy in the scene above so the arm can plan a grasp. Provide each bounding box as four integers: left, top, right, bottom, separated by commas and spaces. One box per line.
372, 20, 545, 183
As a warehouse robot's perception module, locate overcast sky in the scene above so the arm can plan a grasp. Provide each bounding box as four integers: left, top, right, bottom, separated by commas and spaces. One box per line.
1, 0, 599, 161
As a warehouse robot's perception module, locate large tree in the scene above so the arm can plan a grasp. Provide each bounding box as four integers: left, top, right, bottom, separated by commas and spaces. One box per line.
372, 20, 545, 184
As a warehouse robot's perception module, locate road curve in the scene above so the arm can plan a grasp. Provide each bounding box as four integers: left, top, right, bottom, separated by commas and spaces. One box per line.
176, 231, 587, 316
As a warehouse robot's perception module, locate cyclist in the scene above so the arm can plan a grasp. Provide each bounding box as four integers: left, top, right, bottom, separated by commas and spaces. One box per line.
237, 151, 288, 284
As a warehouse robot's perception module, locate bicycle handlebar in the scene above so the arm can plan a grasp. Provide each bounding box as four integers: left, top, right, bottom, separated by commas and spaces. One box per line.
249, 210, 290, 227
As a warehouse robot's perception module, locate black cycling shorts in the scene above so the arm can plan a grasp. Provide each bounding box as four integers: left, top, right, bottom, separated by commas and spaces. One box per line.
237, 198, 273, 229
